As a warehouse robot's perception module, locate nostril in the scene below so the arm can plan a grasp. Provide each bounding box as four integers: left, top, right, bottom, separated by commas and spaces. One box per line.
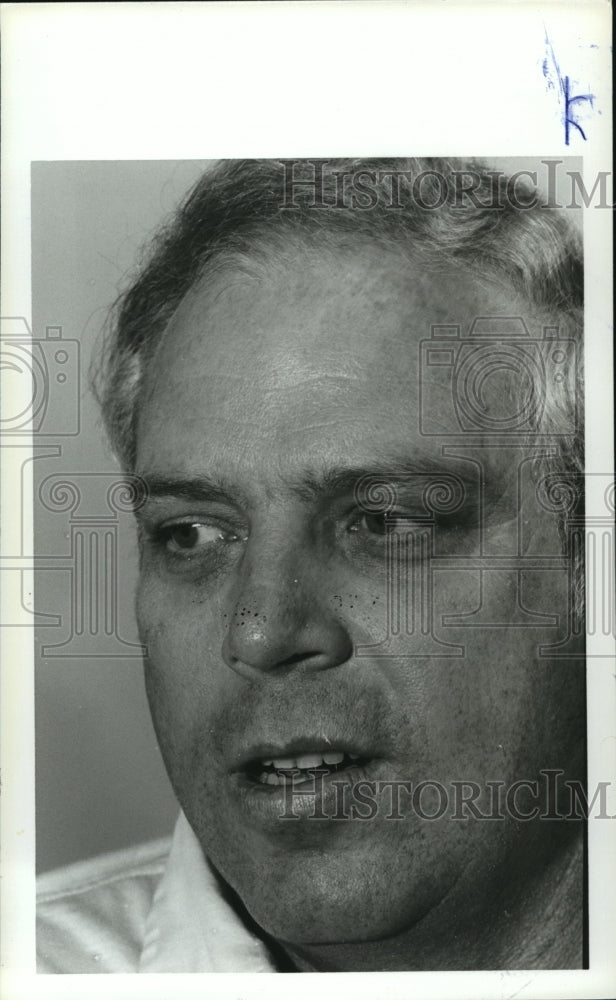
221, 585, 353, 676
278, 649, 324, 668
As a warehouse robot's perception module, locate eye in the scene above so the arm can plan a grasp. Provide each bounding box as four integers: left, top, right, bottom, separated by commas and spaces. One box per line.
348, 512, 391, 537
160, 522, 240, 554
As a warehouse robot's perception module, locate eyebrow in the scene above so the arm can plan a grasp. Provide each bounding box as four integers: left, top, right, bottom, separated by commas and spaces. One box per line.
140, 474, 249, 507
288, 460, 477, 503
140, 457, 482, 508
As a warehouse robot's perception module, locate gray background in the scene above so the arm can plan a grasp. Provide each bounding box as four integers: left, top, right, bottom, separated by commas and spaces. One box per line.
33, 161, 212, 873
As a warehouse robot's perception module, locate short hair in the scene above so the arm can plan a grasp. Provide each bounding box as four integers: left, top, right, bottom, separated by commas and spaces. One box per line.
93, 157, 583, 471
92, 158, 584, 614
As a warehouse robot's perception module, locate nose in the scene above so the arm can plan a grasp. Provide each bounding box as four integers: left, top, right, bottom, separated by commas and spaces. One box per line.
221, 528, 353, 679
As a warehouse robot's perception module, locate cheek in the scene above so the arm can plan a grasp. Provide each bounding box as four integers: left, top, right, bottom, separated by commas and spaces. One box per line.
136, 575, 226, 742
402, 565, 582, 781
136, 570, 223, 661
421, 650, 584, 786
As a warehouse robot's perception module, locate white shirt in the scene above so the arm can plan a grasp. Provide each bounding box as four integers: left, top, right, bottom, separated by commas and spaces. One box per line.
37, 812, 277, 973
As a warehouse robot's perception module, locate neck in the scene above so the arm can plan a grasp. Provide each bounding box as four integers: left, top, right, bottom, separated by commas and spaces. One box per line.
277, 827, 584, 972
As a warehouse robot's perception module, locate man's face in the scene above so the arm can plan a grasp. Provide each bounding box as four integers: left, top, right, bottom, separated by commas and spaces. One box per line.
134, 244, 584, 956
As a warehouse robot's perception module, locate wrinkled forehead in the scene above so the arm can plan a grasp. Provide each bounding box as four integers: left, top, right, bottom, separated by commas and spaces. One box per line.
135, 243, 547, 487
141, 241, 542, 393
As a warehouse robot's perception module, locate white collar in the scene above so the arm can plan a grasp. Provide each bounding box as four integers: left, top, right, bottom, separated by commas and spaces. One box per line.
139, 812, 277, 972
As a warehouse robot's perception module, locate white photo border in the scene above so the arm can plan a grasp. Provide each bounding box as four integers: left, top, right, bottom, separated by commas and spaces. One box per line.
1, 3, 613, 999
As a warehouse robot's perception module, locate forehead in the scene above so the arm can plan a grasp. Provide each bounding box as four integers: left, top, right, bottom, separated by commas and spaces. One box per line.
136, 245, 527, 483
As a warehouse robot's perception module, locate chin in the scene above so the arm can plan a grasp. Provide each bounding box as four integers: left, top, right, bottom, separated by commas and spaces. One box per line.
212, 839, 446, 946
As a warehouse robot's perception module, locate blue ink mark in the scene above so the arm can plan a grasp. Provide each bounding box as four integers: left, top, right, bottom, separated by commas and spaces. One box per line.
543, 29, 595, 145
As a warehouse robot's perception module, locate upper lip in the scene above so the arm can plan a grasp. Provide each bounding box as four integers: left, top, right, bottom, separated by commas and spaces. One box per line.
232, 737, 376, 773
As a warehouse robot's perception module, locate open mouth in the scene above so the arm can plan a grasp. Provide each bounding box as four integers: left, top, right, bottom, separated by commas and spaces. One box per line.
245, 750, 369, 786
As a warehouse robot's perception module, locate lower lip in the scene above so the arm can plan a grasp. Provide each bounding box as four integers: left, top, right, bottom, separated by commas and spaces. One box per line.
230, 760, 385, 825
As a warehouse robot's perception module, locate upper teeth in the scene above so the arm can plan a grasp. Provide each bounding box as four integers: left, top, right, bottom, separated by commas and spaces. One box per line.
262, 751, 359, 769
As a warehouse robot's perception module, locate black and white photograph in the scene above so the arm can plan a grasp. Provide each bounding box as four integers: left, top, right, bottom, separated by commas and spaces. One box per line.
1, 4, 613, 1000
